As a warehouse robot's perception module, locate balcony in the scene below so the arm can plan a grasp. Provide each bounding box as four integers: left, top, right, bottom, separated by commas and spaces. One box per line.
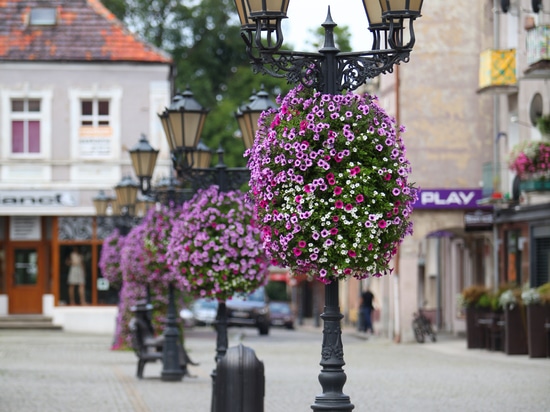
525, 25, 550, 79
477, 49, 518, 95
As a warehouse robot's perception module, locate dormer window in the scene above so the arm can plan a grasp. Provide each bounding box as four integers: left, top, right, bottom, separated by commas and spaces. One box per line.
29, 8, 57, 26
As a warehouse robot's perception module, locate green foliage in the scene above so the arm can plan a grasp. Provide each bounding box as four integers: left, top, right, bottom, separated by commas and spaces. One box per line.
538, 282, 550, 303
100, 0, 126, 20
536, 115, 550, 136
477, 293, 492, 309
461, 285, 489, 308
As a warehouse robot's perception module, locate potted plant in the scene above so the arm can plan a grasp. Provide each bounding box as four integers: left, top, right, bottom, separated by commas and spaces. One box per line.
499, 287, 528, 355
522, 282, 550, 358
460, 285, 491, 349
536, 114, 550, 137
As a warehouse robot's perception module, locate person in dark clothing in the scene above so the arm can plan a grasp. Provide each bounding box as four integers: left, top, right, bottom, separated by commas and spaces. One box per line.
360, 288, 375, 334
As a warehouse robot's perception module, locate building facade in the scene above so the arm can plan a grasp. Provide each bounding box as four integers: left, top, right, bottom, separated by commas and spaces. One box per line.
0, 0, 172, 320
491, 0, 550, 290
339, 0, 550, 343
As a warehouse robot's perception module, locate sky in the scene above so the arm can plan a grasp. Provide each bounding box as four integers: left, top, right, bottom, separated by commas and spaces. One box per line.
283, 0, 373, 52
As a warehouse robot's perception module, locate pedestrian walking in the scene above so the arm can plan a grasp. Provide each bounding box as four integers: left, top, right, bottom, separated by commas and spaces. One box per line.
360, 287, 375, 334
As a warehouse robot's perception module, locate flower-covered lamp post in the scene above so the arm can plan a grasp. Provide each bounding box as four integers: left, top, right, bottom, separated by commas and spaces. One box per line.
122, 88, 276, 383
167, 186, 269, 411
157, 88, 275, 406
235, 1, 423, 410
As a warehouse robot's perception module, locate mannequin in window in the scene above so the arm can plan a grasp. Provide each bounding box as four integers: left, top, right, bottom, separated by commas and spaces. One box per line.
66, 246, 87, 305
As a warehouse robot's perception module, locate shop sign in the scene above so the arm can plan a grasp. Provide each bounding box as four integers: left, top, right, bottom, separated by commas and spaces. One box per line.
464, 210, 494, 231
10, 216, 41, 240
0, 191, 79, 207
414, 189, 487, 209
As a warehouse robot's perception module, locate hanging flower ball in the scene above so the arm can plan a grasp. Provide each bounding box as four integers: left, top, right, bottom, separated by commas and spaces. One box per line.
141, 204, 188, 295
120, 223, 149, 285
167, 186, 269, 300
98, 228, 126, 288
246, 84, 417, 283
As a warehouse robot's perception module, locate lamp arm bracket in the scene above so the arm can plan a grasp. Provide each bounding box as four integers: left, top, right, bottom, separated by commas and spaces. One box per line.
178, 167, 250, 193
249, 48, 412, 92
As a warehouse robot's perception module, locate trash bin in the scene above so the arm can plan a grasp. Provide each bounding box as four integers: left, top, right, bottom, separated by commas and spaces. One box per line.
215, 343, 264, 412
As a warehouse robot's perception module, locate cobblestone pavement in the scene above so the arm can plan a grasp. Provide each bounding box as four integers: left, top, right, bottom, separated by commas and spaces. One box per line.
0, 325, 549, 412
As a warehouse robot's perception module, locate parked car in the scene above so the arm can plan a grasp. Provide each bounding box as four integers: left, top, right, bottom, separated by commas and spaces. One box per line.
226, 286, 270, 335
179, 307, 196, 328
191, 298, 218, 326
269, 301, 295, 329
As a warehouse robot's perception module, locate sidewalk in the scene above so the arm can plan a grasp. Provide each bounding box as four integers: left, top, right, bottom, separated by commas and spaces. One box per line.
0, 325, 548, 412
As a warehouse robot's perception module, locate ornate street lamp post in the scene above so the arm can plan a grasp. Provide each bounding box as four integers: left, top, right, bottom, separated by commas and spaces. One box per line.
234, 1, 423, 410
93, 176, 141, 236
157, 86, 276, 406
95, 87, 276, 385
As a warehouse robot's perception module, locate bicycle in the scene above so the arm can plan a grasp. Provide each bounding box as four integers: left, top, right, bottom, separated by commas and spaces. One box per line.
412, 308, 437, 343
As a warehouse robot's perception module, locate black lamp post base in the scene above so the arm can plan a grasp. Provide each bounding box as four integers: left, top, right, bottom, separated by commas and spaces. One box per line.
311, 397, 354, 412
311, 281, 354, 412
161, 368, 184, 382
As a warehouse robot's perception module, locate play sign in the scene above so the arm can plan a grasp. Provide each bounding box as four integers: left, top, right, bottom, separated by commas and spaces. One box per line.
414, 189, 487, 209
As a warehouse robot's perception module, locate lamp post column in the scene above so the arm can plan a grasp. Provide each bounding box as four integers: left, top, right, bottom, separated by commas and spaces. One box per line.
311, 14, 354, 412
210, 301, 228, 412
161, 283, 184, 381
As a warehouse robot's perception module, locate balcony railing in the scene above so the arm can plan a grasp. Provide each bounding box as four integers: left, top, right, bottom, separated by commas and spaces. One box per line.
525, 25, 550, 78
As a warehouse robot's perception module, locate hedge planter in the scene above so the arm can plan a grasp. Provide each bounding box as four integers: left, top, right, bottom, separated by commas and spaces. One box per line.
465, 308, 490, 349
504, 306, 528, 355
526, 303, 550, 358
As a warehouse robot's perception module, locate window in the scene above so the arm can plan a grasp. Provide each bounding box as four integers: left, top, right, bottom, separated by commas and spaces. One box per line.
68, 88, 121, 161
80, 99, 110, 127
505, 230, 522, 286
10, 99, 42, 154
29, 8, 57, 26
78, 99, 112, 158
532, 225, 550, 288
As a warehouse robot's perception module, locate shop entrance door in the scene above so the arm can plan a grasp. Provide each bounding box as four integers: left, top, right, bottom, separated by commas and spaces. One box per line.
7, 243, 43, 314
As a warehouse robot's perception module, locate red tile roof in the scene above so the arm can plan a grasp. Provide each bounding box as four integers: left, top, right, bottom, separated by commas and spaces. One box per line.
0, 0, 172, 64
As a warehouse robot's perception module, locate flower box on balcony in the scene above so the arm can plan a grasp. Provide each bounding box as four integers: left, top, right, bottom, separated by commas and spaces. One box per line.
519, 179, 550, 192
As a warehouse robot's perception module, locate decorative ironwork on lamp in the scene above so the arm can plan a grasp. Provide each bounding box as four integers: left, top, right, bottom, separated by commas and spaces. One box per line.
235, 0, 423, 92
